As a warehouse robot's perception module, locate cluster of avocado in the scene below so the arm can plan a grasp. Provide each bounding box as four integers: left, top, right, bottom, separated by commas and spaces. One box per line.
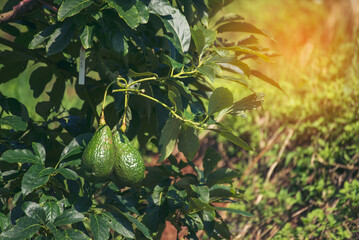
81, 121, 145, 187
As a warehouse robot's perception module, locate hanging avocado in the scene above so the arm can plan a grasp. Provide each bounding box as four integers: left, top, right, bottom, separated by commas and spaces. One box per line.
113, 131, 145, 186
81, 120, 115, 183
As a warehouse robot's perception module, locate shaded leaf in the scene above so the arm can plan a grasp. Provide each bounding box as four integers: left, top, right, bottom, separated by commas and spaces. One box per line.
32, 142, 46, 164
103, 212, 135, 239
208, 87, 233, 116
29, 66, 53, 98
190, 185, 209, 203
191, 25, 216, 57
0, 116, 27, 131
80, 25, 94, 49
217, 21, 273, 40
251, 70, 285, 93
123, 213, 152, 240
56, 168, 78, 180
214, 206, 253, 217
28, 25, 57, 49
158, 117, 181, 162
198, 62, 221, 82
227, 92, 264, 114
203, 148, 221, 177
55, 229, 91, 240
106, 0, 140, 29
43, 201, 61, 223
0, 212, 11, 232
46, 20, 75, 55
188, 198, 214, 211
222, 46, 272, 62
207, 168, 240, 187
178, 126, 199, 160
215, 13, 244, 26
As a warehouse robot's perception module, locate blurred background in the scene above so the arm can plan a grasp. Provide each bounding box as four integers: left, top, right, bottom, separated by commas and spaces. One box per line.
208, 0, 359, 239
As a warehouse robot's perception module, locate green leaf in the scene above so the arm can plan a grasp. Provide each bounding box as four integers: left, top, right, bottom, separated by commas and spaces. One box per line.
0, 149, 41, 165
214, 221, 231, 239
190, 185, 210, 203
211, 128, 252, 151
227, 93, 264, 114
251, 70, 285, 93
21, 164, 50, 196
188, 198, 214, 211
203, 148, 221, 177
22, 202, 46, 224
209, 185, 237, 199
80, 25, 94, 49
161, 54, 184, 70
110, 29, 129, 55
198, 62, 221, 82
0, 212, 10, 232
32, 142, 46, 164
46, 20, 75, 56
202, 210, 215, 238
60, 145, 82, 162
0, 216, 41, 239
55, 229, 91, 240
215, 13, 244, 26
178, 126, 199, 160
123, 213, 152, 240
168, 85, 183, 111
158, 117, 181, 162
207, 87, 233, 116
53, 209, 85, 226
103, 213, 135, 239
106, 0, 140, 29
58, 0, 93, 21
207, 168, 240, 187
217, 21, 273, 40
219, 75, 248, 88
90, 214, 109, 240
56, 168, 79, 180
214, 207, 253, 217
149, 0, 191, 52
136, 1, 149, 24
191, 25, 216, 57
43, 201, 61, 223
28, 25, 57, 49
222, 46, 272, 62
0, 116, 27, 131
219, 60, 251, 77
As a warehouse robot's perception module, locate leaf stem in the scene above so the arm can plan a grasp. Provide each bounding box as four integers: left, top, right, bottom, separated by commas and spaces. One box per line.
127, 76, 157, 87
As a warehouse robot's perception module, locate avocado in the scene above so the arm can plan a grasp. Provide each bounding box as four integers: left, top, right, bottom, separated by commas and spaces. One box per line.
113, 131, 145, 186
81, 125, 115, 182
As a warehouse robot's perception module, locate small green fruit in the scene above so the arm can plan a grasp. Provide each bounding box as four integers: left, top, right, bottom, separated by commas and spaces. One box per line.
113, 131, 145, 186
81, 125, 115, 182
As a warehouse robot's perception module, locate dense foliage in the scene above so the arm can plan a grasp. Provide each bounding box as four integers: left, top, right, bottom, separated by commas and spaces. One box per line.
0, 0, 279, 239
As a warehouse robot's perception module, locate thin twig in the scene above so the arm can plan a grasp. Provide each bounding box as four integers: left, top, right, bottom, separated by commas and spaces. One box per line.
0, 0, 39, 23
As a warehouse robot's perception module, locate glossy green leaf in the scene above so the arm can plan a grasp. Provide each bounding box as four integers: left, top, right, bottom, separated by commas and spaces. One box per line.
251, 70, 285, 93
136, 1, 149, 24
80, 25, 94, 49
46, 20, 75, 56
0, 116, 27, 131
43, 201, 61, 223
56, 168, 78, 180
22, 202, 46, 224
55, 229, 91, 240
202, 210, 215, 238
90, 214, 109, 240
214, 206, 253, 217
211, 128, 252, 151
53, 209, 85, 226
178, 126, 199, 160
0, 149, 41, 165
123, 213, 152, 240
0, 212, 10, 232
203, 148, 221, 177
32, 142, 46, 164
103, 212, 135, 239
207, 87, 233, 116
207, 168, 240, 187
21, 164, 50, 196
188, 198, 214, 211
209, 185, 235, 199
168, 85, 183, 111
60, 145, 82, 162
149, 0, 191, 52
158, 117, 181, 162
191, 25, 216, 57
0, 216, 41, 239
58, 0, 93, 21
106, 0, 140, 29
111, 29, 129, 55
214, 221, 231, 239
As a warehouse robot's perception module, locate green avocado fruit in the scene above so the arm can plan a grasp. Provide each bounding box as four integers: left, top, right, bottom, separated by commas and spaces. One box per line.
113, 131, 145, 186
81, 125, 115, 182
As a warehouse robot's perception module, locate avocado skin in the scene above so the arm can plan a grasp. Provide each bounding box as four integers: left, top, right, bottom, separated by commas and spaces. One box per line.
113, 131, 145, 186
81, 125, 115, 182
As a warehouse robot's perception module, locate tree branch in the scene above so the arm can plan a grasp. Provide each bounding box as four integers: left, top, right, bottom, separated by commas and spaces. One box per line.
0, 0, 39, 24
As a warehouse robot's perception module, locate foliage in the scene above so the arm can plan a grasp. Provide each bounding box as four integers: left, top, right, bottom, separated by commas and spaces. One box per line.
0, 0, 277, 239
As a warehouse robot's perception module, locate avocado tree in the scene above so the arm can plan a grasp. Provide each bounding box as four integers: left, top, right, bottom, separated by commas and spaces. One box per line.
0, 0, 280, 239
